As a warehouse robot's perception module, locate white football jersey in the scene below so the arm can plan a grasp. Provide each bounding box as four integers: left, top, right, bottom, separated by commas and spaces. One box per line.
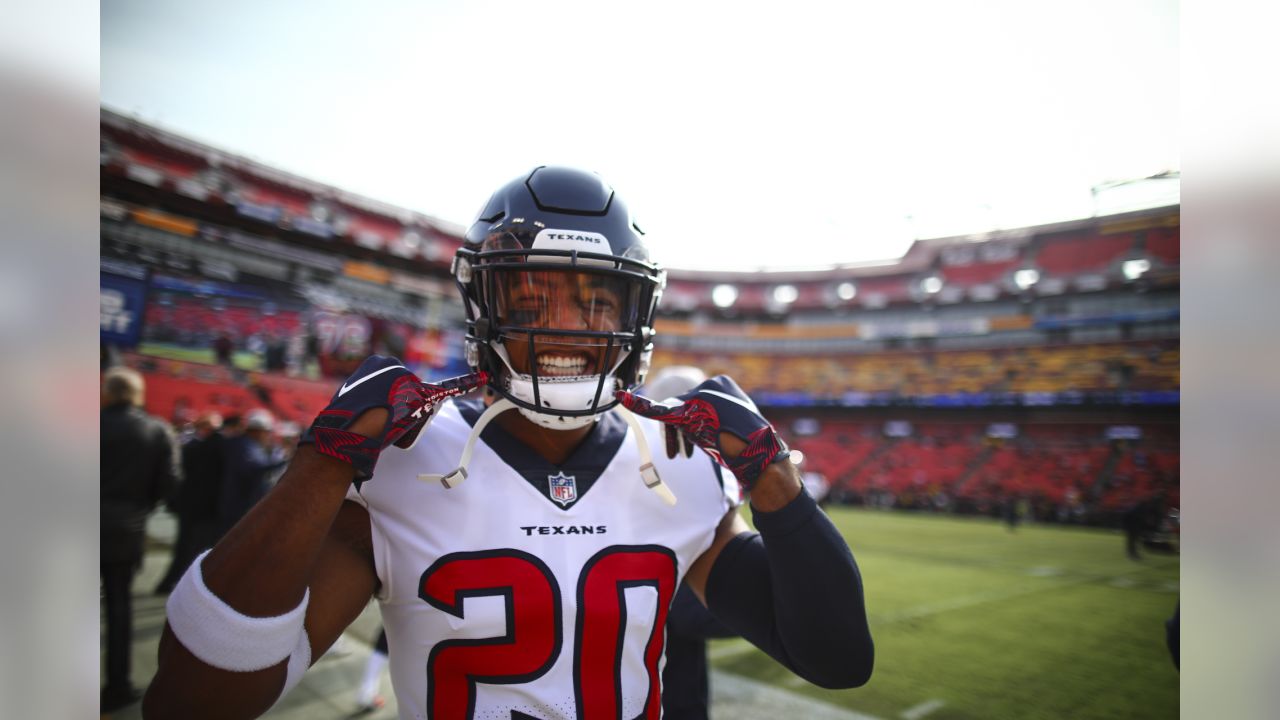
344, 399, 740, 720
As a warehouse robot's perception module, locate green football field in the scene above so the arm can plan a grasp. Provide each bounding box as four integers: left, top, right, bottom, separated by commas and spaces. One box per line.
711, 506, 1179, 720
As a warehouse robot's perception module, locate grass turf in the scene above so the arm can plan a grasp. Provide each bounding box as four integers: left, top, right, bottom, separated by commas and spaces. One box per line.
711, 506, 1179, 720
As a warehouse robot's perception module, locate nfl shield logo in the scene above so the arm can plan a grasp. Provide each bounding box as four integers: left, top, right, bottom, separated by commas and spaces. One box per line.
548, 471, 577, 507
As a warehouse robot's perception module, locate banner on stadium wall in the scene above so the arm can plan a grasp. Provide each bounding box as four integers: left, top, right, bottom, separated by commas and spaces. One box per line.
133, 208, 198, 237
236, 200, 283, 224
290, 216, 334, 238
101, 257, 148, 281
390, 271, 448, 297
883, 420, 913, 438
312, 310, 373, 377
175, 178, 210, 200
100, 272, 148, 347
857, 317, 991, 340
986, 423, 1018, 438
150, 274, 268, 300
343, 260, 391, 285
1106, 425, 1143, 440
224, 230, 344, 272
100, 198, 129, 221
1033, 308, 1180, 330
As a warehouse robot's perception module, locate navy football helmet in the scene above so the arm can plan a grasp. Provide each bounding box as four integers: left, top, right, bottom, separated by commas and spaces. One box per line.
454, 166, 666, 429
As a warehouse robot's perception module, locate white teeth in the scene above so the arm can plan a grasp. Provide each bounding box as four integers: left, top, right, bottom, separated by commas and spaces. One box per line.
537, 355, 588, 376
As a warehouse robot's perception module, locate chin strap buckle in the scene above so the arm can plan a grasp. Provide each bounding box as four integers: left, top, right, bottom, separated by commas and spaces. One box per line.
640, 462, 677, 506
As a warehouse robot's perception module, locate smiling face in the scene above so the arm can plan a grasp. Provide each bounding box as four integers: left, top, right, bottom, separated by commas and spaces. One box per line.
493, 269, 636, 379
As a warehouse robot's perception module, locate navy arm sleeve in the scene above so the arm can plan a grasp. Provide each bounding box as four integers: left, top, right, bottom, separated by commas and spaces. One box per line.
705, 489, 874, 689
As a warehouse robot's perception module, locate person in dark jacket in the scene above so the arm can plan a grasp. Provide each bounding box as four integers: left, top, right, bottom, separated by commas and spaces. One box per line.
217, 409, 286, 534
1122, 498, 1151, 560
100, 367, 180, 712
154, 412, 226, 594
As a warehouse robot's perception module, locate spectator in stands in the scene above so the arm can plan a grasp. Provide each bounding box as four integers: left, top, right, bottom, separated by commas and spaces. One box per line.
101, 367, 180, 712
155, 412, 226, 594
1002, 495, 1021, 532
213, 332, 234, 367
221, 413, 243, 439
101, 341, 121, 371
264, 331, 288, 372
217, 409, 287, 535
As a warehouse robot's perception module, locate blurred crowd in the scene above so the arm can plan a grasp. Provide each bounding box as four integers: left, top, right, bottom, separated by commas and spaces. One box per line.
99, 367, 303, 710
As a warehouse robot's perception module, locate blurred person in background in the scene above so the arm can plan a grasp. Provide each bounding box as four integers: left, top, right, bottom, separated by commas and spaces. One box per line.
155, 412, 226, 594
353, 627, 390, 714
221, 413, 244, 441
264, 331, 288, 372
268, 421, 301, 486
101, 366, 180, 712
1122, 495, 1152, 560
272, 420, 301, 462
213, 331, 234, 368
216, 408, 286, 535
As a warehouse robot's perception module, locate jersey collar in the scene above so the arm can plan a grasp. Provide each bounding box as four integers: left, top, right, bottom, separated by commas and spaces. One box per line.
456, 399, 627, 511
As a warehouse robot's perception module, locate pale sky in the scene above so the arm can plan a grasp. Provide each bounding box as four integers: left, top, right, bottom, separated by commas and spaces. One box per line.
101, 0, 1179, 271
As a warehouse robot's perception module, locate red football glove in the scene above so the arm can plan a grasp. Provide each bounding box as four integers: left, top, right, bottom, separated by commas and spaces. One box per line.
300, 355, 488, 483
616, 375, 789, 491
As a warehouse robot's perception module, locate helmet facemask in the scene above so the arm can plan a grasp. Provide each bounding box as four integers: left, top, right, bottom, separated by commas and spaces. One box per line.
459, 251, 661, 429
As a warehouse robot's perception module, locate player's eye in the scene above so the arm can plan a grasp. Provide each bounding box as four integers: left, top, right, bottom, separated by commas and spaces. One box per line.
508, 309, 541, 325
504, 294, 548, 325
583, 296, 617, 312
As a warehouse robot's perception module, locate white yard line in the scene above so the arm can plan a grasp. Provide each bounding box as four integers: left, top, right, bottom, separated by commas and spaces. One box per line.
900, 699, 946, 720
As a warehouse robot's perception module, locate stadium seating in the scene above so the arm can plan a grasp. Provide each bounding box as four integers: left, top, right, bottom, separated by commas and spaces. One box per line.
1034, 233, 1134, 275
143, 298, 304, 344
941, 258, 1019, 286
1146, 227, 1180, 265
651, 340, 1180, 397
775, 414, 1178, 522
128, 352, 333, 425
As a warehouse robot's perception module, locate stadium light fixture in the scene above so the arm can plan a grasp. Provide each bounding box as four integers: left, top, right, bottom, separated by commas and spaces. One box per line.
921, 275, 943, 295
772, 284, 799, 305
1122, 258, 1151, 280
836, 281, 857, 301
711, 284, 738, 308
1013, 268, 1040, 290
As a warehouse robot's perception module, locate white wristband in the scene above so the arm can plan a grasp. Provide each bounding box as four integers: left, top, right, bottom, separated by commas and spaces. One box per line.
166, 550, 310, 672
277, 631, 313, 700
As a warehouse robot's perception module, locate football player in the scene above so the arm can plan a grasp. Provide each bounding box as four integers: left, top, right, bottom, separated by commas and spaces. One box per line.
144, 166, 874, 719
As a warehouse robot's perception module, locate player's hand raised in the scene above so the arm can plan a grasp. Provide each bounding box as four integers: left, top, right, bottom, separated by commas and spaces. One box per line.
616, 375, 789, 491
300, 355, 488, 483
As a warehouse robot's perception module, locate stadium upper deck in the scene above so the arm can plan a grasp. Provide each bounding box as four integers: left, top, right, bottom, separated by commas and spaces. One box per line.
101, 107, 1179, 406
